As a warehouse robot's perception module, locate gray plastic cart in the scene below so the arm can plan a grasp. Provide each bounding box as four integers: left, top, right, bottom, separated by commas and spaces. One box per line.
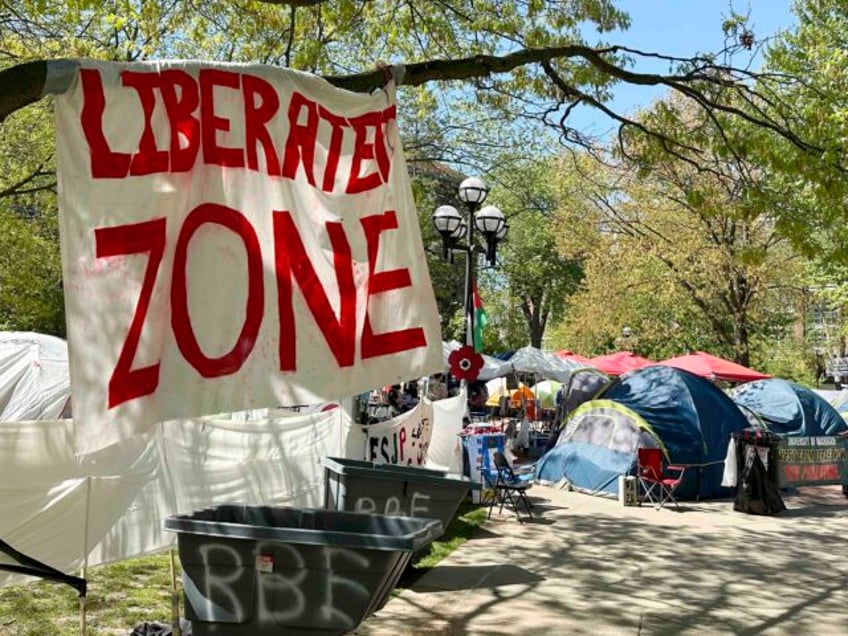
165, 504, 441, 636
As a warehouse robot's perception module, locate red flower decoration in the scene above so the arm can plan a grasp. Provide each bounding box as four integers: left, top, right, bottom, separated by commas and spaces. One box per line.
448, 345, 484, 382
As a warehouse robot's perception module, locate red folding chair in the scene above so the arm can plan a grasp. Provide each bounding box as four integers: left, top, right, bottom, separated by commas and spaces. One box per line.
636, 448, 686, 509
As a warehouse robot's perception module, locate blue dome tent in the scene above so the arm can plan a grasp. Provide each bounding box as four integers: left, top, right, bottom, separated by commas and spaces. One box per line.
732, 379, 847, 437
536, 366, 750, 499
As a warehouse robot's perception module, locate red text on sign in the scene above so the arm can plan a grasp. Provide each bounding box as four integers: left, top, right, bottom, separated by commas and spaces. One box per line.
79, 68, 396, 193
96, 205, 425, 409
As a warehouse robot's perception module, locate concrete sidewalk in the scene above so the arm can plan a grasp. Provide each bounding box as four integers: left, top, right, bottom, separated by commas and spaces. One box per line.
355, 484, 848, 635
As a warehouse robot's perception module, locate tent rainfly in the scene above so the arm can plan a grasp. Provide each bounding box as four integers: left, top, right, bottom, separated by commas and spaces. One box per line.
588, 351, 656, 376
659, 351, 770, 383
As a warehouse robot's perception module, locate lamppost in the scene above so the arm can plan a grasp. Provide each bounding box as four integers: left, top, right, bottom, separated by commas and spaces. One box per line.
431, 177, 508, 356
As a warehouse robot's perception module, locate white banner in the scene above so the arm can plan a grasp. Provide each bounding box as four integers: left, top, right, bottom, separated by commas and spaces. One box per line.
0, 409, 362, 587
363, 399, 434, 466
425, 391, 466, 473
55, 60, 442, 452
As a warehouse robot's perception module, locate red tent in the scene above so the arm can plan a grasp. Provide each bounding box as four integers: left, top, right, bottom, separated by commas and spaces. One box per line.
553, 350, 594, 366
659, 351, 770, 383
588, 351, 656, 376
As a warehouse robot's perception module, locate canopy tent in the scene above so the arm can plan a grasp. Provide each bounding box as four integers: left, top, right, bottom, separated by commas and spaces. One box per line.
659, 351, 770, 383
537, 366, 750, 499
588, 351, 656, 376
483, 380, 538, 419
0, 332, 71, 421
732, 379, 847, 437
485, 378, 513, 407
485, 382, 534, 406
553, 350, 595, 366
500, 346, 583, 383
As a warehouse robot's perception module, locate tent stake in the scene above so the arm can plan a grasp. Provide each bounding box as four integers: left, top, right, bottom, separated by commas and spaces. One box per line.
170, 549, 181, 636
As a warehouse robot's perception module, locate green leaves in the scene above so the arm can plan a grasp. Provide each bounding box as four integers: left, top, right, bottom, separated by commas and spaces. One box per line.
0, 207, 65, 336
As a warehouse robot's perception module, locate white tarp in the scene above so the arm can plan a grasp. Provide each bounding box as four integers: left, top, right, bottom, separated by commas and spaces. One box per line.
0, 408, 360, 587
504, 346, 583, 383
0, 332, 71, 421
0, 392, 470, 588
424, 392, 465, 473
55, 60, 442, 453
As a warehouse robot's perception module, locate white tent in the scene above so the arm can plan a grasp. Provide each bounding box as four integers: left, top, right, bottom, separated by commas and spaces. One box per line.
0, 332, 71, 421
501, 346, 585, 383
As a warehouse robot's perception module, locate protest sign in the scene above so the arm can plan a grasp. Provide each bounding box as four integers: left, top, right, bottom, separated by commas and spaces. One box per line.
363, 401, 433, 466
55, 60, 442, 452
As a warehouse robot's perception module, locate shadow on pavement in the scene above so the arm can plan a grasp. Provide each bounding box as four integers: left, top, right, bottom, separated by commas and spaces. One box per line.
409, 564, 545, 592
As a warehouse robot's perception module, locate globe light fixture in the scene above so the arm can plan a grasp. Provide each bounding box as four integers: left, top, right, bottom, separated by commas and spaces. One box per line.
458, 177, 488, 205
474, 205, 506, 265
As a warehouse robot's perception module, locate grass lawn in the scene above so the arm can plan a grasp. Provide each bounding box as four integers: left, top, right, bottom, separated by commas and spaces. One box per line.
0, 500, 488, 635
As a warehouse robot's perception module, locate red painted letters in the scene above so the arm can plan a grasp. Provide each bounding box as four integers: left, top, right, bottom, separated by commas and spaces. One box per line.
95, 205, 426, 409
347, 107, 395, 194
360, 211, 426, 358
159, 69, 201, 172
281, 91, 319, 187
121, 71, 169, 175
95, 217, 167, 407
78, 69, 395, 192
243, 74, 281, 175
81, 69, 132, 178
273, 211, 356, 370
199, 69, 245, 167
171, 203, 264, 377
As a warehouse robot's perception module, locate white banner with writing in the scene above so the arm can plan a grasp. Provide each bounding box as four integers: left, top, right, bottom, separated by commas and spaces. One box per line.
363, 399, 434, 466
55, 60, 442, 452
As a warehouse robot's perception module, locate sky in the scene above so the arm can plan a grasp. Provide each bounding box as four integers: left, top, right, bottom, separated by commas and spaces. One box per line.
569, 0, 798, 135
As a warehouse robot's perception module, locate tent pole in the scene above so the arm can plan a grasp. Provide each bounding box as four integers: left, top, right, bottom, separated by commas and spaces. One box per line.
80, 475, 91, 636
79, 591, 86, 636
170, 548, 181, 636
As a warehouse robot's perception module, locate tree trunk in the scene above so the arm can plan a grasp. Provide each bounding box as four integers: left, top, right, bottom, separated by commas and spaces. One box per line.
733, 314, 750, 367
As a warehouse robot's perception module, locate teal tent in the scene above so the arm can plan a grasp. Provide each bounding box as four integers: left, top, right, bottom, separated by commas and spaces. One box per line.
732, 379, 847, 437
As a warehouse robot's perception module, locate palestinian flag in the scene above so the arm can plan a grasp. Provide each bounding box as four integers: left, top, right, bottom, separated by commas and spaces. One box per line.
472, 281, 488, 352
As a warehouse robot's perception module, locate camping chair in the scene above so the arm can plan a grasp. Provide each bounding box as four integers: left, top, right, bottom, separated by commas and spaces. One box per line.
636, 448, 686, 509
487, 451, 534, 522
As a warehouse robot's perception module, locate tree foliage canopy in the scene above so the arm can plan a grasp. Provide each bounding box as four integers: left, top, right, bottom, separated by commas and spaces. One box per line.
551, 94, 806, 367
1, 0, 835, 169
0, 0, 846, 362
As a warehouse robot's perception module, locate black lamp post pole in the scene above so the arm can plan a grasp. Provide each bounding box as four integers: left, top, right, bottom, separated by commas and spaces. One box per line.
463, 202, 476, 352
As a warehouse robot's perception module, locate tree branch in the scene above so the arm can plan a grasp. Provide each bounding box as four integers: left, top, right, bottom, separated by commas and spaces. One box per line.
0, 61, 46, 126
0, 160, 53, 198
0, 38, 829, 170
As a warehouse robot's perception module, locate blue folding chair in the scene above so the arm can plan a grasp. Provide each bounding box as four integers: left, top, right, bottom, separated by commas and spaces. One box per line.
488, 451, 534, 522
